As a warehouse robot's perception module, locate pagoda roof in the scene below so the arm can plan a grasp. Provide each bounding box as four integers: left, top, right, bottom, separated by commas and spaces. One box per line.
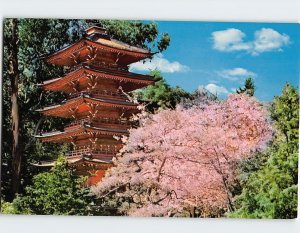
36, 95, 138, 118
35, 124, 128, 143
40, 65, 155, 92
44, 36, 153, 67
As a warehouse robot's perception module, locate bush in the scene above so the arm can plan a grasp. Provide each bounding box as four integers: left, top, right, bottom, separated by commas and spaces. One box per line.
8, 156, 98, 215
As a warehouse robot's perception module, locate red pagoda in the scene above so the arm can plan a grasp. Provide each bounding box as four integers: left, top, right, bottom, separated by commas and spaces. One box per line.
35, 26, 155, 185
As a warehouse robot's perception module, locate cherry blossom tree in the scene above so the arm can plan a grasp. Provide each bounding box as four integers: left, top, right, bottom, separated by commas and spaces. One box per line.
92, 94, 273, 217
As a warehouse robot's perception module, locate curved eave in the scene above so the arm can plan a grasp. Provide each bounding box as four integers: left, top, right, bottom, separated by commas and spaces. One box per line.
35, 124, 128, 142
45, 38, 153, 65
40, 66, 155, 92
32, 156, 112, 167
36, 96, 138, 117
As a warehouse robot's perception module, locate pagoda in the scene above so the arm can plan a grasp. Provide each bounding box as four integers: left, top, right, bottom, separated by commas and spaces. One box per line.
35, 26, 155, 185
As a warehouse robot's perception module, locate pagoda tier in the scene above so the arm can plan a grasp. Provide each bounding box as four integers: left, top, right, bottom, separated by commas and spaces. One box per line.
39, 64, 155, 93
44, 27, 153, 68
36, 94, 139, 118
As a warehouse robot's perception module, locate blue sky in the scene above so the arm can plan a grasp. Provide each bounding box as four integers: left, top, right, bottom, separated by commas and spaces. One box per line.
130, 21, 299, 101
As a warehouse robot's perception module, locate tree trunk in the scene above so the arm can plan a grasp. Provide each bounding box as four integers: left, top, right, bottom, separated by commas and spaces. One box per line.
8, 18, 22, 199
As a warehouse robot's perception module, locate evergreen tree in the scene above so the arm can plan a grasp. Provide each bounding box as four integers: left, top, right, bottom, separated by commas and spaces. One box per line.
135, 70, 191, 112
237, 77, 255, 96
230, 83, 299, 219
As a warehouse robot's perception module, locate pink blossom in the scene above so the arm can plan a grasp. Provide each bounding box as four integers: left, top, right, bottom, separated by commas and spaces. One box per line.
92, 94, 273, 217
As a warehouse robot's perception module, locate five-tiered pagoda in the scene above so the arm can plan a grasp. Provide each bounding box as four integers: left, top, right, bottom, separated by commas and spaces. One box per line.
35, 26, 155, 185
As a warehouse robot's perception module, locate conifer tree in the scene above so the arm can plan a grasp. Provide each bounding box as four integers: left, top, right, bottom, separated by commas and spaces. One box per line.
231, 83, 299, 219
237, 77, 255, 96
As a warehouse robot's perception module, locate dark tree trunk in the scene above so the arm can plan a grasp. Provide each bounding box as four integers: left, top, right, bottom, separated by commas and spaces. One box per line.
8, 19, 22, 199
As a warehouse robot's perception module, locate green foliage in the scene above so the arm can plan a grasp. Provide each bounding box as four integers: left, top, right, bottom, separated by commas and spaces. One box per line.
271, 83, 299, 148
0, 200, 18, 214
5, 157, 96, 215
236, 77, 255, 96
135, 70, 191, 112
230, 83, 299, 219
2, 18, 77, 200
91, 20, 170, 53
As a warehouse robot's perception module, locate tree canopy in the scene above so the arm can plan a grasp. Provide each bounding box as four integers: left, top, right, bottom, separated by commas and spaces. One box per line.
230, 83, 299, 219
135, 70, 191, 112
92, 20, 170, 53
5, 157, 96, 215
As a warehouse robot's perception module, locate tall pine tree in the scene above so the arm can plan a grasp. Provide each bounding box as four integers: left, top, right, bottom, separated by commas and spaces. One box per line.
237, 77, 255, 96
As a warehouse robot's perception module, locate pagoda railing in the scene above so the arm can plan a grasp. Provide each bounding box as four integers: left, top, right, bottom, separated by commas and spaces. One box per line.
69, 61, 128, 72
64, 117, 136, 130
67, 145, 122, 157
68, 90, 128, 101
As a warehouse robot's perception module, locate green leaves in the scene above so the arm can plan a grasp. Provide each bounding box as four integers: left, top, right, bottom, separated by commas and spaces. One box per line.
158, 33, 171, 52
94, 20, 170, 53
271, 83, 299, 145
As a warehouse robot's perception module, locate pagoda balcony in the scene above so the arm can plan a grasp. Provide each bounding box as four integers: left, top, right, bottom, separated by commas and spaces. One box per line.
67, 90, 128, 102
67, 146, 122, 160
64, 117, 137, 130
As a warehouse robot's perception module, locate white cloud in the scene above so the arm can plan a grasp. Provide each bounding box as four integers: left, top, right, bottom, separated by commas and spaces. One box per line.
130, 53, 189, 73
212, 28, 251, 52
253, 28, 290, 54
212, 28, 290, 55
217, 67, 256, 81
203, 83, 229, 96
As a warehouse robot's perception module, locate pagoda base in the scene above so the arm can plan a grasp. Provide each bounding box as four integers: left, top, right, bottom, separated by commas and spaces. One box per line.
73, 162, 113, 186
